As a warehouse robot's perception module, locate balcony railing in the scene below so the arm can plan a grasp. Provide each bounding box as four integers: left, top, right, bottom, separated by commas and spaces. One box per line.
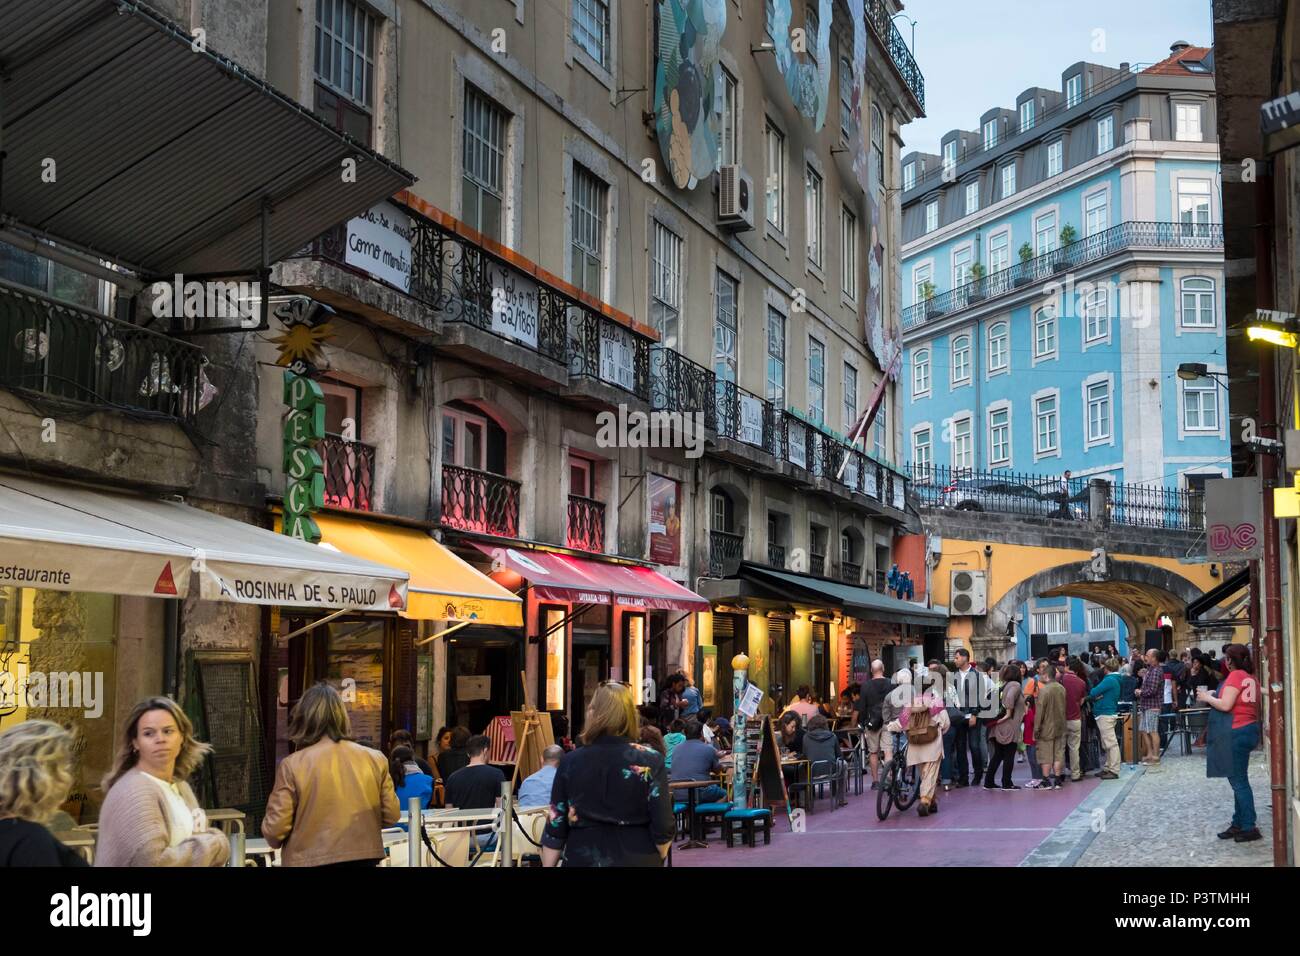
865, 0, 925, 113
715, 379, 777, 454
0, 279, 204, 423
709, 529, 744, 577
839, 560, 862, 585
567, 494, 606, 552
320, 435, 375, 511
810, 552, 826, 577
441, 463, 520, 537
903, 222, 1225, 331
650, 345, 717, 431
568, 309, 651, 401
875, 569, 888, 593
767, 542, 787, 569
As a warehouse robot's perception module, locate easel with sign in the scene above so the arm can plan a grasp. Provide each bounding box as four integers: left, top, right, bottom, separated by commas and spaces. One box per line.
510, 670, 554, 790
752, 716, 794, 827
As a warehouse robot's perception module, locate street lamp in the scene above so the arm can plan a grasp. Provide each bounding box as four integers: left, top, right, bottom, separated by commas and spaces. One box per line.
891, 13, 917, 56
1176, 362, 1230, 389
1246, 313, 1298, 348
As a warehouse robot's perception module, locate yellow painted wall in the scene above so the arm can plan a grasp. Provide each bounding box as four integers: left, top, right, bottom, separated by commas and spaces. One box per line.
789, 617, 813, 693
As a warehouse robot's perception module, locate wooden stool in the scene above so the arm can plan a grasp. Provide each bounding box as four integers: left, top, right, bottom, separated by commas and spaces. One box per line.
723, 808, 772, 848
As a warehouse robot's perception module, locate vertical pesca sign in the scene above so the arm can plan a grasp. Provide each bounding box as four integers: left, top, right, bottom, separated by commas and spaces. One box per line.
648, 474, 682, 565
282, 369, 325, 543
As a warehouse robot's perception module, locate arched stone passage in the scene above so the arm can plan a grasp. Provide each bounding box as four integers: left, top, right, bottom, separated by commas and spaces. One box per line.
977, 559, 1206, 657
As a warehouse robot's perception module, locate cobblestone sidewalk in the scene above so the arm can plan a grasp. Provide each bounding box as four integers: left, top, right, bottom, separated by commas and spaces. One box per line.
1075, 750, 1273, 867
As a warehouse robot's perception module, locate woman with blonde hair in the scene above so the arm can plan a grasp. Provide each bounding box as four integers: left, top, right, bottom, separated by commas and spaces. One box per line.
95, 696, 228, 867
541, 682, 674, 867
262, 682, 399, 866
0, 721, 87, 867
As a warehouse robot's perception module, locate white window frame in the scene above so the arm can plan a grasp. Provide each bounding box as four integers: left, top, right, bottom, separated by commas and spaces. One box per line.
713, 268, 739, 385
1180, 379, 1221, 434
569, 161, 610, 299
1083, 373, 1115, 449
1180, 276, 1217, 329
871, 105, 886, 190
442, 406, 490, 471
1066, 74, 1083, 109
874, 388, 888, 460
1081, 284, 1110, 348
314, 0, 377, 109
1175, 102, 1203, 142
718, 67, 739, 167
649, 219, 683, 350
1086, 605, 1117, 632
952, 243, 974, 293
987, 321, 1010, 376
911, 424, 933, 477
1033, 609, 1069, 636
461, 84, 509, 242
1046, 140, 1063, 178
942, 140, 957, 171
765, 119, 786, 232
1084, 188, 1109, 237
912, 261, 933, 308
843, 360, 859, 434
1001, 162, 1015, 200
1019, 99, 1034, 133
987, 401, 1012, 468
840, 205, 858, 301
571, 0, 611, 69
1034, 210, 1058, 256
766, 303, 786, 408
1032, 387, 1061, 460
987, 229, 1011, 276
903, 161, 916, 191
951, 333, 973, 388
912, 348, 931, 398
808, 334, 826, 424
925, 200, 938, 234
1033, 305, 1058, 363
1096, 115, 1114, 153
805, 164, 825, 268
983, 118, 998, 150
965, 180, 980, 215
950, 413, 973, 470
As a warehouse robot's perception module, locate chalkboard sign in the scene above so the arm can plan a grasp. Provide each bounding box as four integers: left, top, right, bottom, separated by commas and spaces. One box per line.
751, 716, 793, 825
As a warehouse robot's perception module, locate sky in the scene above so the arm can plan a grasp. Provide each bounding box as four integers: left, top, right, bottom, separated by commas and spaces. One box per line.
899, 0, 1215, 156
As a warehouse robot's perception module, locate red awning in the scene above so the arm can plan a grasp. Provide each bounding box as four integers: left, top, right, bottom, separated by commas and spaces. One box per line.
473, 544, 709, 611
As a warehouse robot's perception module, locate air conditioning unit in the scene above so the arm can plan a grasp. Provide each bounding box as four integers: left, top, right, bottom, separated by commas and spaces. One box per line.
950, 569, 987, 616
717, 165, 754, 232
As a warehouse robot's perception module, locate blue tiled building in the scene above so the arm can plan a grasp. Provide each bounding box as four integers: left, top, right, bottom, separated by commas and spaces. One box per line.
900, 43, 1226, 658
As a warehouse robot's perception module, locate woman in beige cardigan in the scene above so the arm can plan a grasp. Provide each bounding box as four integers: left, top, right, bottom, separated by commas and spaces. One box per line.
95, 697, 228, 867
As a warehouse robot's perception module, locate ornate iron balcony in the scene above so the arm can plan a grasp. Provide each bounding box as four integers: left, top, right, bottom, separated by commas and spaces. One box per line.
810, 552, 826, 577
709, 529, 744, 577
903, 221, 1225, 331
441, 463, 520, 537
865, 0, 925, 114
839, 560, 863, 585
320, 435, 375, 511
650, 345, 717, 431
768, 542, 787, 569
567, 494, 606, 552
715, 379, 777, 455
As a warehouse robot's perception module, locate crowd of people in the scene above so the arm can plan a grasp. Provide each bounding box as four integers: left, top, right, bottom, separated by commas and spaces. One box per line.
0, 640, 1262, 868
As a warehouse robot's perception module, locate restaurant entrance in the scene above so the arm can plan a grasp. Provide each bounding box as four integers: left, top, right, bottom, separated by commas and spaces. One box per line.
445, 625, 522, 734
711, 613, 747, 718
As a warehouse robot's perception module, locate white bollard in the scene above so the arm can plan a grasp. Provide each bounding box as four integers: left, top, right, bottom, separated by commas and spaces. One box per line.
407, 796, 422, 867
228, 830, 245, 867
499, 780, 514, 868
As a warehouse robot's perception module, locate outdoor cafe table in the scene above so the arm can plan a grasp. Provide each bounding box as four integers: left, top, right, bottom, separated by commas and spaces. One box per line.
56, 829, 96, 864
206, 808, 247, 836
670, 779, 719, 850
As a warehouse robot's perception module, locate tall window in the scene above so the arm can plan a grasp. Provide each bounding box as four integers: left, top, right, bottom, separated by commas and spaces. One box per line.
951, 335, 972, 385
1087, 606, 1117, 631
805, 166, 824, 266
983, 118, 998, 150
913, 263, 932, 306
871, 106, 886, 188
925, 201, 938, 233
913, 428, 932, 475
874, 390, 888, 460
989, 232, 1010, 274
1181, 277, 1216, 328
837, 56, 854, 144
912, 348, 931, 396
765, 120, 785, 230
1019, 99, 1034, 133
989, 407, 1011, 465
1034, 210, 1057, 255
840, 206, 857, 299
1034, 307, 1057, 358
1087, 380, 1112, 443
1001, 163, 1016, 199
1047, 140, 1063, 177
1183, 381, 1219, 430
462, 86, 508, 241
1096, 115, 1114, 153
988, 322, 1009, 373
1034, 393, 1058, 454
805, 3, 819, 64
942, 140, 957, 173
313, 0, 377, 144
808, 336, 826, 424
1084, 190, 1108, 236
766, 307, 786, 407
1066, 74, 1083, 108
570, 164, 606, 296
1178, 179, 1212, 236
903, 162, 916, 191
650, 221, 682, 350
952, 416, 973, 469
713, 270, 738, 384
1176, 103, 1202, 142
1033, 610, 1069, 635
572, 0, 610, 67
952, 246, 973, 292
965, 181, 979, 215
843, 362, 858, 433
719, 68, 739, 166
1083, 287, 1109, 343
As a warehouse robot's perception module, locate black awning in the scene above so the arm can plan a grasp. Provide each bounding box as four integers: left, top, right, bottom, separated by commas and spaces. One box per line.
1186, 568, 1250, 626
0, 0, 414, 277
736, 562, 948, 628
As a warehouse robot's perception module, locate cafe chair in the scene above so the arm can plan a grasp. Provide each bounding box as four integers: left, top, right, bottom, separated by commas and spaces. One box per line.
806, 758, 848, 813
723, 806, 772, 848
843, 734, 866, 796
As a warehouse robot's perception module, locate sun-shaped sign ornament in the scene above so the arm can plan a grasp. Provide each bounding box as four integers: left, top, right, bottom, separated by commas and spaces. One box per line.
270, 297, 335, 376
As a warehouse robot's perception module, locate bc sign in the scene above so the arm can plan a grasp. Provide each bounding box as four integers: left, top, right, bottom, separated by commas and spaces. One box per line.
1205, 477, 1262, 561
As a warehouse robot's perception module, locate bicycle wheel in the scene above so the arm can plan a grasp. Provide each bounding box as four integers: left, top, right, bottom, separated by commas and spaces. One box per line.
875, 762, 894, 820
895, 764, 919, 810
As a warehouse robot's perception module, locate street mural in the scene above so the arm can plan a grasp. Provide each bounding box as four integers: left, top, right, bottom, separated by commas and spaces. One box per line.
770, 0, 833, 131
653, 0, 728, 190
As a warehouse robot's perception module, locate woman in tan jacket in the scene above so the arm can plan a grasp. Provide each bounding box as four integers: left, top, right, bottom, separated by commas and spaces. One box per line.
262, 682, 400, 867
95, 697, 229, 867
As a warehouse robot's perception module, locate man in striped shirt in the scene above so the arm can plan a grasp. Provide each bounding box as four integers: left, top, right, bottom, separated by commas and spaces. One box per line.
1137, 649, 1165, 769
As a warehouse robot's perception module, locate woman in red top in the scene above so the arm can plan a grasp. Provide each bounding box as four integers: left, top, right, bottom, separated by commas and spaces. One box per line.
1196, 644, 1260, 842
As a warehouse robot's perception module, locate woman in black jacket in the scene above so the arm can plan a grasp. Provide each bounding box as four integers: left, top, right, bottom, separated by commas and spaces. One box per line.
0, 721, 88, 867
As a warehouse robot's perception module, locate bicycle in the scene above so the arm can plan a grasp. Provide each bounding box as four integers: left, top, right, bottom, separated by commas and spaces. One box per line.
875, 732, 919, 820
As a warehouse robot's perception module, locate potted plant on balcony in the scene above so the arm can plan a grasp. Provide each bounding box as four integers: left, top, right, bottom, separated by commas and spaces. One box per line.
968, 262, 987, 303
1013, 242, 1034, 287
1054, 224, 1078, 273
920, 280, 946, 318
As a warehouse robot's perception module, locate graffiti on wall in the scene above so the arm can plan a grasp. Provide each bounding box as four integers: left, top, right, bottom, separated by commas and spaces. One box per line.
653, 0, 728, 190
770, 0, 833, 131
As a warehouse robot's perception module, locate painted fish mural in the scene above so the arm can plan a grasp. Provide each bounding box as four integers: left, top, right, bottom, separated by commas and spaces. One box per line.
653, 0, 728, 190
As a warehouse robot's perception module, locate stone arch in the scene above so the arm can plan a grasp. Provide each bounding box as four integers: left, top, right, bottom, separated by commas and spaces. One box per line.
437, 373, 530, 436
978, 559, 1206, 656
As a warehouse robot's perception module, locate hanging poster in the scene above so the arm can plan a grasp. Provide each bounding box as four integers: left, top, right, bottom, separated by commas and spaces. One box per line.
488, 263, 541, 349
739, 394, 765, 446
600, 323, 636, 392
652, 0, 728, 189
648, 474, 683, 565
788, 419, 807, 468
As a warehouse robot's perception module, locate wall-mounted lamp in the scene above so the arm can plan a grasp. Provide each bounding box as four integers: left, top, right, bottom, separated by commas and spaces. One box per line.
1210, 563, 1220, 578
766, 609, 797, 621
983, 545, 993, 557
